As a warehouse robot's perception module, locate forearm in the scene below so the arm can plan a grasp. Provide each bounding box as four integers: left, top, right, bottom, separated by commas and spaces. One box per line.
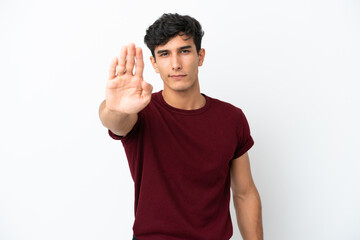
99, 100, 138, 136
233, 187, 263, 240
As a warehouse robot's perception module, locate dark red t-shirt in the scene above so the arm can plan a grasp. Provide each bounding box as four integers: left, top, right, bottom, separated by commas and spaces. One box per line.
109, 90, 254, 240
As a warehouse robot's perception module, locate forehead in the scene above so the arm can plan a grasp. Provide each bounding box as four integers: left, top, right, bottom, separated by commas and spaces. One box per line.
155, 35, 195, 51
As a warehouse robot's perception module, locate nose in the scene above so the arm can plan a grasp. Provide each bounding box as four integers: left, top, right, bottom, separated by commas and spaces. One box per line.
171, 55, 182, 71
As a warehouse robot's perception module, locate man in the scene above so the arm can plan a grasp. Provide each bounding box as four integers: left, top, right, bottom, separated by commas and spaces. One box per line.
99, 13, 263, 240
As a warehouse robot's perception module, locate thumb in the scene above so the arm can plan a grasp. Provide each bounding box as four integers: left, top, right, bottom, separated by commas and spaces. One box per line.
142, 80, 153, 96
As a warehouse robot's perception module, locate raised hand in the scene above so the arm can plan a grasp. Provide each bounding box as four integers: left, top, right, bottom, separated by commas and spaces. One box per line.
106, 43, 153, 115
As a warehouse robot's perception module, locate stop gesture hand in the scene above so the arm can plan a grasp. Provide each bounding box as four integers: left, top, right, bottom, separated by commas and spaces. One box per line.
106, 43, 153, 115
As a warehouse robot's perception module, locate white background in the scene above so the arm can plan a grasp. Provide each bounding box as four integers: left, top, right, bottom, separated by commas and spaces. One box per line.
1, 0, 359, 239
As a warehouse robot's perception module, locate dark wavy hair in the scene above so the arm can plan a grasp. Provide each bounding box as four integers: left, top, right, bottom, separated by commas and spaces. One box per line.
144, 13, 204, 59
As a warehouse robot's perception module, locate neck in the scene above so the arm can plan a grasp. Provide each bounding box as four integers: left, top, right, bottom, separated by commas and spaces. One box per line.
162, 84, 206, 110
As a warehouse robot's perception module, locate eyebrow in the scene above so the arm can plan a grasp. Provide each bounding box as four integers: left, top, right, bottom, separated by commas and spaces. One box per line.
156, 45, 193, 55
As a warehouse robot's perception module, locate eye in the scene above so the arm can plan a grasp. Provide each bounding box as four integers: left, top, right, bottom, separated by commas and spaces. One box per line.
159, 52, 168, 57
181, 49, 190, 54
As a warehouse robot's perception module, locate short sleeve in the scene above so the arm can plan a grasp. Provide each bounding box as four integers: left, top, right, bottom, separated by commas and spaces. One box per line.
233, 109, 254, 159
108, 113, 142, 142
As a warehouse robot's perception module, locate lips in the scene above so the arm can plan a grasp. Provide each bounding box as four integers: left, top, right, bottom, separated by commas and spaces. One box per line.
169, 74, 187, 80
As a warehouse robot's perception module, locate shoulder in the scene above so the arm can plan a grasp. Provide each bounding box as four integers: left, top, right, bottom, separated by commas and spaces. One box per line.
207, 94, 245, 117
206, 95, 252, 131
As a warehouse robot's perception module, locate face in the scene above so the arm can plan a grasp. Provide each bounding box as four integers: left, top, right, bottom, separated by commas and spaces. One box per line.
150, 35, 205, 93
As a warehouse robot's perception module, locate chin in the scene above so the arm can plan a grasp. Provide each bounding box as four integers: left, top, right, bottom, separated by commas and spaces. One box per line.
165, 81, 196, 92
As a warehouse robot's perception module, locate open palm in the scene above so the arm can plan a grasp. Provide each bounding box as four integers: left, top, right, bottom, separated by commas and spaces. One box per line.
106, 43, 153, 115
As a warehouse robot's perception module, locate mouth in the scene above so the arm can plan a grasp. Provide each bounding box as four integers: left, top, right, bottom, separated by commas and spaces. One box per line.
169, 74, 187, 80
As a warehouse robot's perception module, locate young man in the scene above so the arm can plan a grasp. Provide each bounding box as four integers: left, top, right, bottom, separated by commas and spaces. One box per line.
99, 13, 263, 240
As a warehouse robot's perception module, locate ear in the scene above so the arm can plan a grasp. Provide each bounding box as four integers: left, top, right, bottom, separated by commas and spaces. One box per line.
198, 48, 205, 66
150, 56, 159, 73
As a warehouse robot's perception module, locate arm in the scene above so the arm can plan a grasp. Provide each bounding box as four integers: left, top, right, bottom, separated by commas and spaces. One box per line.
99, 100, 138, 137
230, 152, 263, 240
98, 43, 153, 136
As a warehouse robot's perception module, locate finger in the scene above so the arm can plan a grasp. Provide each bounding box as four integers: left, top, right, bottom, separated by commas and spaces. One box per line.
126, 43, 136, 75
135, 47, 144, 77
117, 45, 127, 76
108, 57, 118, 79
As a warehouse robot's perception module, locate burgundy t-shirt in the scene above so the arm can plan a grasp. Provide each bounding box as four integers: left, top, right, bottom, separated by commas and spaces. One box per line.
109, 90, 254, 240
